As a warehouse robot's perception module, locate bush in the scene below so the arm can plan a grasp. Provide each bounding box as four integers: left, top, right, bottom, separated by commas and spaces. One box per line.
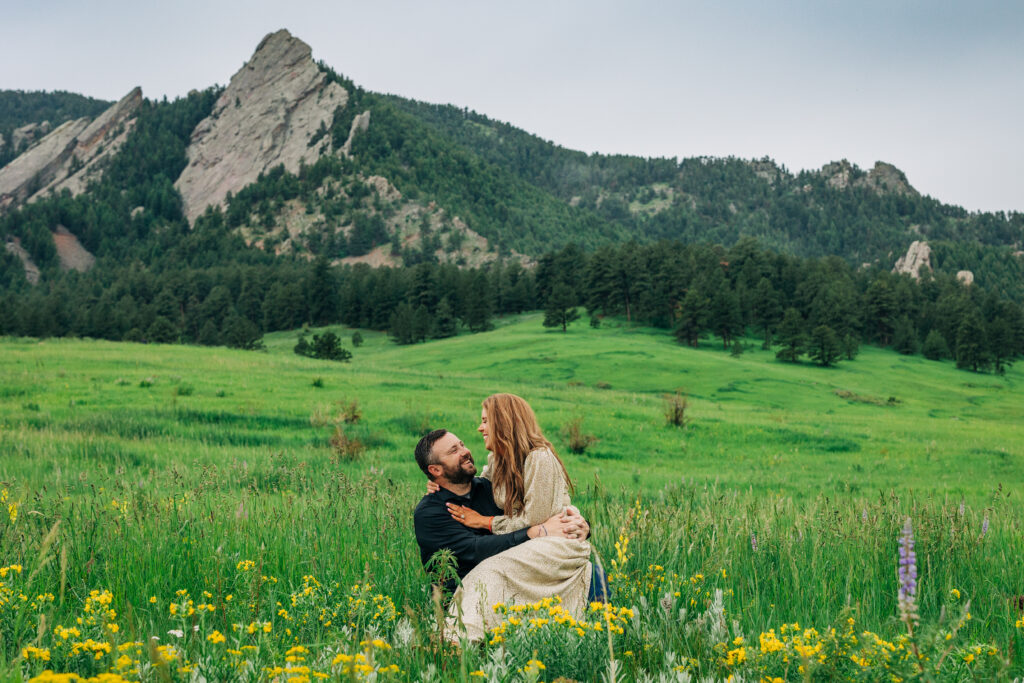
311, 377, 324, 388
562, 417, 597, 454
329, 425, 364, 462
341, 399, 362, 424
172, 383, 194, 396
664, 391, 689, 428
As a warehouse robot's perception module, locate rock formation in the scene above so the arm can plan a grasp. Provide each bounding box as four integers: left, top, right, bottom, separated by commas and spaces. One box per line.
174, 29, 348, 223
957, 270, 974, 286
819, 160, 917, 197
893, 240, 932, 279
12, 122, 52, 152
339, 111, 370, 157
0, 88, 142, 211
4, 237, 40, 285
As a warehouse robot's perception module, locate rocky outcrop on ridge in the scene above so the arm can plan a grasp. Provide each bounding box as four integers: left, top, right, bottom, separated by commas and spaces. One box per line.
174, 29, 348, 223
819, 160, 917, 197
893, 240, 932, 279
957, 270, 974, 286
0, 88, 142, 211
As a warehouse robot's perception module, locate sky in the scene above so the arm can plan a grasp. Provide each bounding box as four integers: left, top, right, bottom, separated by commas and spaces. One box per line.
3, 0, 1022, 213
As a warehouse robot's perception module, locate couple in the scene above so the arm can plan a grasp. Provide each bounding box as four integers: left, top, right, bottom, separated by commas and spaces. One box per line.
413, 393, 605, 642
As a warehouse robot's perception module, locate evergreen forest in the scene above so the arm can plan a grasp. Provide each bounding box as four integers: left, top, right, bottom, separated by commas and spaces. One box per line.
1, 80, 1023, 376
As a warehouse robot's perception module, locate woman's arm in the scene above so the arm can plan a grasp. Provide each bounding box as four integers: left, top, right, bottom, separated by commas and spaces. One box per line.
490, 448, 567, 534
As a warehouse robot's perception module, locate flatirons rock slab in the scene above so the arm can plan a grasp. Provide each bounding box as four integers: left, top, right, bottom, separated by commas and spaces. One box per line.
893, 240, 932, 279
0, 88, 142, 211
175, 29, 348, 224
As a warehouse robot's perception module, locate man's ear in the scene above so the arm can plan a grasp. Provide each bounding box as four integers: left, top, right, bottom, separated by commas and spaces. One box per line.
426, 463, 443, 481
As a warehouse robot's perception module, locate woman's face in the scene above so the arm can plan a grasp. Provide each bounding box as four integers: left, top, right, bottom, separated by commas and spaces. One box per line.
478, 406, 492, 452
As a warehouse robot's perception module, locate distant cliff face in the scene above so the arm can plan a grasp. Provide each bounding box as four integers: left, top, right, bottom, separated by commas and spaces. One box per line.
174, 29, 348, 223
0, 88, 142, 211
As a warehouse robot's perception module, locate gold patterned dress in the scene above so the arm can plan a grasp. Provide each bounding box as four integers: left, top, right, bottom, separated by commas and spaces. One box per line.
448, 447, 592, 641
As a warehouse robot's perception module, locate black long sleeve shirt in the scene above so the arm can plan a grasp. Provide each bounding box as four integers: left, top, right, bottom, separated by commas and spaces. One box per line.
413, 477, 530, 584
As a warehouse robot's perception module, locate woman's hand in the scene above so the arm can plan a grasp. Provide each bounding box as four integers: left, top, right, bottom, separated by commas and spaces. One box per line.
426, 480, 440, 494
447, 503, 490, 530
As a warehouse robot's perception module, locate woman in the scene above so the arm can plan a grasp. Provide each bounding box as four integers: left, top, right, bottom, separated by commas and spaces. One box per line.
443, 393, 593, 642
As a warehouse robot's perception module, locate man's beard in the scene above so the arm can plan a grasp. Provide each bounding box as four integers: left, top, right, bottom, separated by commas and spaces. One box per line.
443, 460, 476, 485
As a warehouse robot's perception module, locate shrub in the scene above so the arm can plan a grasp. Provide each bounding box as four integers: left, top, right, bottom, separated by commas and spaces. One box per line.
329, 425, 364, 462
664, 391, 689, 428
311, 377, 324, 388
595, 381, 612, 390
562, 417, 597, 454
172, 383, 195, 396
139, 377, 155, 388
341, 399, 362, 424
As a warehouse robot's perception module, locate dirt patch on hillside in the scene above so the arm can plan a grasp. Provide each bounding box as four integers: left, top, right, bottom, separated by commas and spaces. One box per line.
53, 225, 95, 272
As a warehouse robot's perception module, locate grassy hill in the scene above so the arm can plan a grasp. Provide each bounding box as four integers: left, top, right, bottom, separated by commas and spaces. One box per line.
3, 326, 1023, 679
3, 316, 1020, 504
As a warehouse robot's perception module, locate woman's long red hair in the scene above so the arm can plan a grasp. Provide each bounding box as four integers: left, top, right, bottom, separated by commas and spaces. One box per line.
484, 393, 573, 515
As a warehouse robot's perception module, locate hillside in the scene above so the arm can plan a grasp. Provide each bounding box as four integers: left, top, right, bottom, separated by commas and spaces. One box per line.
1, 30, 1021, 290
3, 316, 1022, 499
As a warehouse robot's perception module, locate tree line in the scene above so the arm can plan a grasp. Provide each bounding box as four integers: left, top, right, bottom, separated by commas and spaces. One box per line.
1, 238, 1020, 375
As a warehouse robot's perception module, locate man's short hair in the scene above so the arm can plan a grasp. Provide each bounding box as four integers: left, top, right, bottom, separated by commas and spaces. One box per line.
415, 429, 448, 479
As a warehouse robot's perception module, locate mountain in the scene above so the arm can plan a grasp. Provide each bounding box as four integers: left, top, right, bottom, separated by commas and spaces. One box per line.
1, 29, 1022, 298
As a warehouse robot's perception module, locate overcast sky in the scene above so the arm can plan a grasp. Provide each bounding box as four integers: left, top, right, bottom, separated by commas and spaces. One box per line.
4, 0, 1022, 212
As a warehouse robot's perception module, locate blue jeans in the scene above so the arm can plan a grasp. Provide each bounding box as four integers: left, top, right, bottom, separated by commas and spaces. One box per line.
588, 562, 609, 603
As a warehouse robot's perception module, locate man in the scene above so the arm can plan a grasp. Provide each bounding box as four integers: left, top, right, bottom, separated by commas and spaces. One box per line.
413, 428, 589, 593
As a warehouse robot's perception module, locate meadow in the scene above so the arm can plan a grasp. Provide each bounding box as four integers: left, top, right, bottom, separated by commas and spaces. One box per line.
1, 314, 1023, 681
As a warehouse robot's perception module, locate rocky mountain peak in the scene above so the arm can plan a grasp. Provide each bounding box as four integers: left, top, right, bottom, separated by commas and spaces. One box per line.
0, 87, 142, 212
174, 29, 348, 223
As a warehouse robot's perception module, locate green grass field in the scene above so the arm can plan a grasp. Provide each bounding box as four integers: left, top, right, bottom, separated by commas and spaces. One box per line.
2, 316, 1023, 681
3, 313, 1021, 501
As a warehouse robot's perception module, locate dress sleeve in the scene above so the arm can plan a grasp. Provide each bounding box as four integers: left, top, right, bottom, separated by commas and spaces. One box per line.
479, 452, 493, 480
490, 448, 567, 534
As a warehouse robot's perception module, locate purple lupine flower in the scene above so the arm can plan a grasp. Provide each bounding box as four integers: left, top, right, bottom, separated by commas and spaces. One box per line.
897, 517, 919, 625
982, 516, 989, 536
750, 532, 758, 552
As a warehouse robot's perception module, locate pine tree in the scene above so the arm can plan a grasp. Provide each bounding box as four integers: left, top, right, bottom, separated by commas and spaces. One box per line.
955, 310, 988, 372
892, 316, 918, 355
223, 314, 263, 350
922, 329, 950, 360
987, 317, 1015, 375
752, 277, 781, 349
809, 324, 842, 367
433, 297, 458, 338
389, 302, 415, 345
710, 287, 742, 350
674, 288, 708, 348
775, 308, 805, 363
543, 283, 580, 332
307, 257, 338, 326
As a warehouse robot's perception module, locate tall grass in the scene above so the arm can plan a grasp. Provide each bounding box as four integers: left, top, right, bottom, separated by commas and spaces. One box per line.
2, 470, 1021, 679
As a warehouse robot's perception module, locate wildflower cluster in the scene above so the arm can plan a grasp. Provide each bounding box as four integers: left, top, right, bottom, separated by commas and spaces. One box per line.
486, 597, 634, 679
